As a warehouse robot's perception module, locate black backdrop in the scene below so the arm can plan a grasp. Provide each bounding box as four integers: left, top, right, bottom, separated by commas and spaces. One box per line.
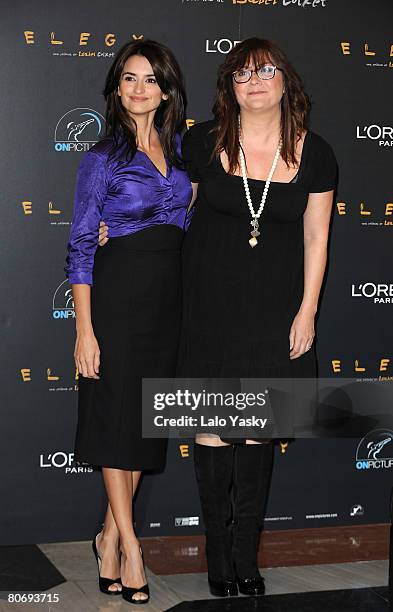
1, 0, 392, 545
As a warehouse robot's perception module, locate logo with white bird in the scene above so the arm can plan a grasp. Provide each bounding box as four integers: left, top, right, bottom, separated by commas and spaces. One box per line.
54, 108, 105, 152
356, 429, 393, 470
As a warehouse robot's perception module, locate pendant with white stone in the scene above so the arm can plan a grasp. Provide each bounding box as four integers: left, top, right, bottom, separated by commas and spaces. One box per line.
249, 219, 260, 247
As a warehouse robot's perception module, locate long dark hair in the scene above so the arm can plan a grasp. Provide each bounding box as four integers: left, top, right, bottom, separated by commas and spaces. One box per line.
103, 39, 187, 167
211, 38, 311, 173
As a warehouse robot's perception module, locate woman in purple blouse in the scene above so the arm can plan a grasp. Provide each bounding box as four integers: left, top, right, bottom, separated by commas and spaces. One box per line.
65, 40, 191, 605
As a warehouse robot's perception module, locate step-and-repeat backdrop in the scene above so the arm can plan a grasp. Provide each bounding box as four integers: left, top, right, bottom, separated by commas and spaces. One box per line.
2, 0, 392, 544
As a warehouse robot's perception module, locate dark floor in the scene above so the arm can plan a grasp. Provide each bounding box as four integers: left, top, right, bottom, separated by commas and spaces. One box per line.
167, 587, 390, 612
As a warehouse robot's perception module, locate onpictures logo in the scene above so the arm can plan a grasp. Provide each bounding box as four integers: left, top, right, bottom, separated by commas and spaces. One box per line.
356, 429, 393, 470
350, 504, 364, 517
351, 283, 393, 304
54, 107, 104, 152
53, 279, 75, 319
356, 125, 393, 148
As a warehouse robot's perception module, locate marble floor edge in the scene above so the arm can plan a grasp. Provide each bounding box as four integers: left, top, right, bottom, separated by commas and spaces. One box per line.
159, 559, 389, 602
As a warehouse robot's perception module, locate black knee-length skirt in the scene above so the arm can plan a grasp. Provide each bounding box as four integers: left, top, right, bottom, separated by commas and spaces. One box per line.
74, 225, 183, 471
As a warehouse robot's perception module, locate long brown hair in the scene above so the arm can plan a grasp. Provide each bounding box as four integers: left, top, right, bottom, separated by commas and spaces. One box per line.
211, 38, 311, 173
103, 39, 187, 167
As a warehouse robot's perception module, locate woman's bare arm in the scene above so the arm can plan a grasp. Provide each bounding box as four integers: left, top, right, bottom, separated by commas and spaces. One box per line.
289, 190, 334, 359
72, 284, 100, 379
189, 182, 199, 209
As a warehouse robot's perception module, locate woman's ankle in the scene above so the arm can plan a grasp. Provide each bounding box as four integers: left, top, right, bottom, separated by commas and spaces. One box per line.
120, 536, 140, 555
99, 526, 120, 546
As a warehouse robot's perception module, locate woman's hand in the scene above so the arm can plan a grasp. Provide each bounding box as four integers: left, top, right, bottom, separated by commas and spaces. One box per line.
98, 220, 109, 246
289, 310, 315, 360
74, 331, 100, 378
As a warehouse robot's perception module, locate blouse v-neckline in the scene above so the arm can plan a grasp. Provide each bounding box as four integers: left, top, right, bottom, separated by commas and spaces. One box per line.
138, 149, 169, 180
136, 125, 169, 180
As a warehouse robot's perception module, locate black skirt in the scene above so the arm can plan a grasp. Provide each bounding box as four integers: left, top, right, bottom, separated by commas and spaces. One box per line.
74, 225, 183, 471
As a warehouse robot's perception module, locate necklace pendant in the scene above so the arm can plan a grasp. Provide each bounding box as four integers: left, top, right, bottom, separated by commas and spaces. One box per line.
250, 218, 260, 246
239, 117, 281, 252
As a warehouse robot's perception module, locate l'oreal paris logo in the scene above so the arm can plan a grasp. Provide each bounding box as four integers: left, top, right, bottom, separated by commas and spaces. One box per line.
356, 125, 393, 147
205, 39, 240, 54
39, 451, 93, 474
351, 283, 393, 304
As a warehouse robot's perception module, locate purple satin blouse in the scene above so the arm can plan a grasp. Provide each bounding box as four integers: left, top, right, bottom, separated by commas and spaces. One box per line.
65, 133, 192, 285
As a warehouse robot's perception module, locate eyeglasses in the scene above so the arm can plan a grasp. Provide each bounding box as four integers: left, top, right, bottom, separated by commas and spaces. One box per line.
232, 65, 280, 83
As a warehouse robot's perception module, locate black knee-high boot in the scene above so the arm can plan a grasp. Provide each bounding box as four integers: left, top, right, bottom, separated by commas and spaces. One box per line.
193, 443, 238, 597
232, 442, 274, 596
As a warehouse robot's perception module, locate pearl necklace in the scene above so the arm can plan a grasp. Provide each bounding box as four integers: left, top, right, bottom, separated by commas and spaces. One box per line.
238, 116, 282, 247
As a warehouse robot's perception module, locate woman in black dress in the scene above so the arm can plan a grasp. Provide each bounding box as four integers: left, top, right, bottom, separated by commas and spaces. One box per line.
65, 40, 191, 604
99, 36, 337, 599
178, 37, 337, 597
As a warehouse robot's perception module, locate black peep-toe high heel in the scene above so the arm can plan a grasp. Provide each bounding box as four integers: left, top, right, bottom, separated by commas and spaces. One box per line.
121, 546, 150, 605
92, 527, 122, 595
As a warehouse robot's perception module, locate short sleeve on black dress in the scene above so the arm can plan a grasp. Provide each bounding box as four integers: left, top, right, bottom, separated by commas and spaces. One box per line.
182, 121, 216, 183
309, 134, 338, 193
182, 125, 202, 182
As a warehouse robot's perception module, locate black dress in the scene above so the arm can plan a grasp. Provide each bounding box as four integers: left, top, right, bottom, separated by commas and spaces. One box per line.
177, 120, 337, 382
